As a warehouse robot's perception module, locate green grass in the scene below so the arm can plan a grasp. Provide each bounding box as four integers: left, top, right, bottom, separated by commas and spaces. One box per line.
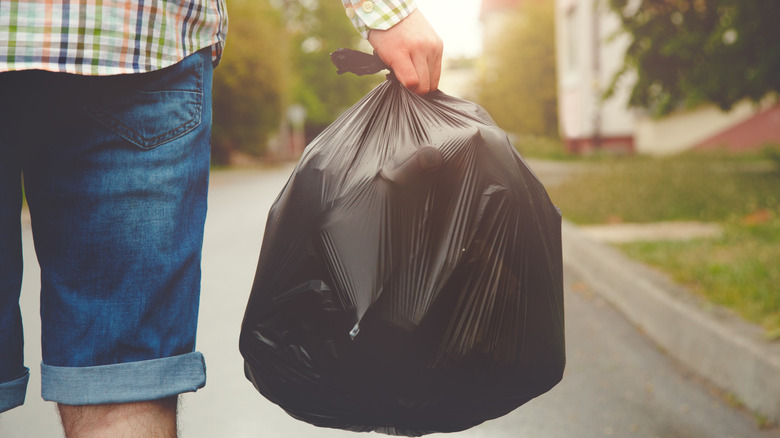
512, 135, 573, 161
620, 222, 780, 339
763, 144, 780, 172
511, 134, 637, 161
545, 153, 780, 338
546, 154, 779, 223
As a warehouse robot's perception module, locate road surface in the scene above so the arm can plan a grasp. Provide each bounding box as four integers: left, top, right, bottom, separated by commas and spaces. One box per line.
1, 165, 777, 438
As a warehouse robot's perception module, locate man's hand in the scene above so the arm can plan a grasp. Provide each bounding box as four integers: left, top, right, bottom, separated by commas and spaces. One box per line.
368, 9, 443, 95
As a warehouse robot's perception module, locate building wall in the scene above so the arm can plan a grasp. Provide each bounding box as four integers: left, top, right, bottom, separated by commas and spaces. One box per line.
697, 103, 780, 152
556, 0, 588, 140
555, 0, 635, 153
595, 3, 635, 139
636, 101, 773, 155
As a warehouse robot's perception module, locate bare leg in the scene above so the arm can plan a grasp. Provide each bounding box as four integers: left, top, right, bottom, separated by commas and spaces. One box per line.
58, 396, 178, 438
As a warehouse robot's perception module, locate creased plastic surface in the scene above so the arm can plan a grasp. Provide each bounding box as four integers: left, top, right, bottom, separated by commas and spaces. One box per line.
240, 79, 565, 436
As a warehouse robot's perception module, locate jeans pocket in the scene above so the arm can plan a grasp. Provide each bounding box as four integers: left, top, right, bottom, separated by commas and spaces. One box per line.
85, 89, 202, 150
83, 50, 206, 150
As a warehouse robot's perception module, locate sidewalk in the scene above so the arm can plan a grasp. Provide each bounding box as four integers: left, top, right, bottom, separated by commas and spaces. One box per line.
524, 158, 780, 426
559, 209, 780, 427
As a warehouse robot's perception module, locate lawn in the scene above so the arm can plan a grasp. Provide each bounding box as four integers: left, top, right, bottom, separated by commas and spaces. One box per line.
543, 151, 780, 339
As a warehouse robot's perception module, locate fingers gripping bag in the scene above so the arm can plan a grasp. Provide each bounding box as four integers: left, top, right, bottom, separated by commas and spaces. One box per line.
240, 50, 565, 436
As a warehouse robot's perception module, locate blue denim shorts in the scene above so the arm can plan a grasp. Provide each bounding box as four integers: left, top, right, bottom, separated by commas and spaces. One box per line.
0, 48, 212, 412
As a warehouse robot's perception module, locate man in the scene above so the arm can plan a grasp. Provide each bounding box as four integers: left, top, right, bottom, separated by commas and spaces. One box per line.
0, 0, 442, 436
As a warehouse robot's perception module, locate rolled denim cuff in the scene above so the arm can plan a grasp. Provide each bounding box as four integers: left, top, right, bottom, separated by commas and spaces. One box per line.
0, 369, 29, 413
42, 352, 206, 405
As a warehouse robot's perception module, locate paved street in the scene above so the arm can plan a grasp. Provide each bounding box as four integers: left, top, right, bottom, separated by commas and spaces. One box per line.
1, 165, 778, 437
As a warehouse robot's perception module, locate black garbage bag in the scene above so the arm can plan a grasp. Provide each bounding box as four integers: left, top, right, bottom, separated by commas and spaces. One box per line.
240, 54, 565, 436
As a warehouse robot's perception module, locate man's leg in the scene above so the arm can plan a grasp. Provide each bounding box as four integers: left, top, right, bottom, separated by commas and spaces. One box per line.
58, 397, 178, 438
20, 48, 213, 434
0, 71, 30, 414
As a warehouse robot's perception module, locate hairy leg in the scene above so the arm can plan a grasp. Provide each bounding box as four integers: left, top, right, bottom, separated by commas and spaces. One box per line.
58, 396, 178, 438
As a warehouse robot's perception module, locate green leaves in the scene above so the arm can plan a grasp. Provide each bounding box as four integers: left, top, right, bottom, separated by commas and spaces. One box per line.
210, 0, 381, 163
476, 1, 558, 137
287, 0, 381, 128
608, 0, 780, 116
211, 0, 288, 162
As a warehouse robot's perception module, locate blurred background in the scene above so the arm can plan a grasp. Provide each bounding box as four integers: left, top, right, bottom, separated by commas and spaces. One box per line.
212, 0, 780, 160
208, 0, 780, 430
210, 0, 778, 341
210, 0, 487, 164
3, 1, 779, 436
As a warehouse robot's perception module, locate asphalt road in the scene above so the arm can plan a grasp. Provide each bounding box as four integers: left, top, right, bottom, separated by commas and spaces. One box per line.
1, 164, 778, 438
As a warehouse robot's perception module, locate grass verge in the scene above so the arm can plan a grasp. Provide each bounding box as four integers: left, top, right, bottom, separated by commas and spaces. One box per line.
512, 135, 573, 161
545, 152, 780, 338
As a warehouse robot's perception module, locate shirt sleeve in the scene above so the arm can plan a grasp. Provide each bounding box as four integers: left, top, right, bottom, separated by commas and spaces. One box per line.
341, 0, 418, 39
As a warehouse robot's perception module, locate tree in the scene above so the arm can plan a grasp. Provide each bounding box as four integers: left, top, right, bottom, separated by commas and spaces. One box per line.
607, 0, 780, 116
211, 0, 288, 163
476, 0, 558, 137
285, 0, 382, 130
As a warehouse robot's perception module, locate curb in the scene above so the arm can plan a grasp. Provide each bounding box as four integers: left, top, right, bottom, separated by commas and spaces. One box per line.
561, 220, 780, 425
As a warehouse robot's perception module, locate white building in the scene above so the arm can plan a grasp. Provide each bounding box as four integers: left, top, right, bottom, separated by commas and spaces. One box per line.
554, 0, 780, 155
555, 0, 634, 153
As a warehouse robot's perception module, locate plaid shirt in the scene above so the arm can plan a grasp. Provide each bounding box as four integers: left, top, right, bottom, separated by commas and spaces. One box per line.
342, 0, 417, 38
0, 1, 411, 75
0, 0, 227, 75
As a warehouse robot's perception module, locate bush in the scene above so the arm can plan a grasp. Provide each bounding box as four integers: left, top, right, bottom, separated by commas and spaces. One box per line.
763, 144, 780, 173
211, 0, 287, 164
475, 1, 558, 137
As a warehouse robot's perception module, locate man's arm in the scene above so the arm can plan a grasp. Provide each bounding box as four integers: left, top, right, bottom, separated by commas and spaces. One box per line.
368, 9, 443, 95
342, 0, 443, 95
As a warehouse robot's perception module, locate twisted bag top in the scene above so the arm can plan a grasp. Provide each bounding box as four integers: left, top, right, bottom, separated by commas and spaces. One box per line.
240, 67, 565, 436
